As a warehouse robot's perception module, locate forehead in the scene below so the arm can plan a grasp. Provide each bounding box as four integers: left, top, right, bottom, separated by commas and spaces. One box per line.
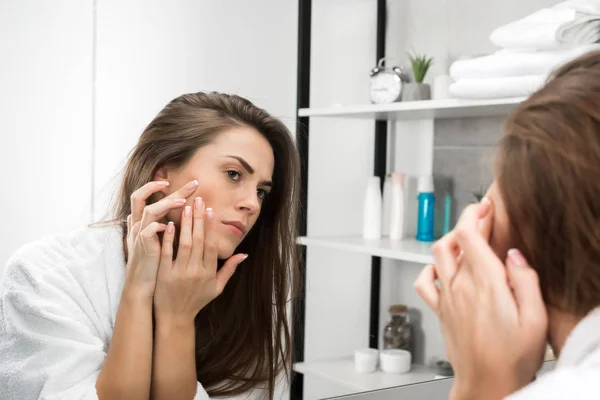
210, 126, 274, 171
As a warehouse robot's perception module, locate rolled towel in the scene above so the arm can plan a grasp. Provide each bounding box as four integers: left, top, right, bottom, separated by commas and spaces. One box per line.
450, 44, 600, 80
490, 0, 600, 50
449, 75, 548, 100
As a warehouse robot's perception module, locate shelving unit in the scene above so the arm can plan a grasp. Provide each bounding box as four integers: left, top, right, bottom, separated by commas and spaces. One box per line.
291, 1, 524, 399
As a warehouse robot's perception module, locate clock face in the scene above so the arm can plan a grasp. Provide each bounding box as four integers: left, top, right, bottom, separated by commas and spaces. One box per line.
370, 72, 402, 104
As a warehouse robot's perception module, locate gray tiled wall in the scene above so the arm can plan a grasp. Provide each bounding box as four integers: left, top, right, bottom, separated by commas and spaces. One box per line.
433, 116, 504, 228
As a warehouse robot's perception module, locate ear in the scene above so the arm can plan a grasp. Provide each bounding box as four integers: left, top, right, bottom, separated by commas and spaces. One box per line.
153, 166, 169, 183
150, 166, 170, 202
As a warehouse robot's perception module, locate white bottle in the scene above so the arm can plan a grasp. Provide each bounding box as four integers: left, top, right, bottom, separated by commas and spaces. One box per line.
363, 176, 382, 239
382, 174, 392, 236
389, 172, 406, 240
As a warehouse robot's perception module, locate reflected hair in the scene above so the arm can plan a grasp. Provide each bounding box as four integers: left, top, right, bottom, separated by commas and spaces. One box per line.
497, 50, 600, 317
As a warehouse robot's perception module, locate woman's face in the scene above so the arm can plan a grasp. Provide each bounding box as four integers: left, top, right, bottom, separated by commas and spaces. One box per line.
156, 126, 274, 259
484, 180, 512, 260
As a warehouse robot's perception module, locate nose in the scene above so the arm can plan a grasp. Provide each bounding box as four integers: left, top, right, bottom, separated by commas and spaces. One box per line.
236, 187, 261, 214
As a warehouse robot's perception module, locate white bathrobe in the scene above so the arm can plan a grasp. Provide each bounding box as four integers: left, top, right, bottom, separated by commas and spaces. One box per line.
0, 224, 275, 400
506, 307, 600, 399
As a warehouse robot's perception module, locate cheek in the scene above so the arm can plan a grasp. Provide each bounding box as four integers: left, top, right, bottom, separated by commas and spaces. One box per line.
166, 208, 184, 225
194, 182, 222, 208
248, 212, 260, 229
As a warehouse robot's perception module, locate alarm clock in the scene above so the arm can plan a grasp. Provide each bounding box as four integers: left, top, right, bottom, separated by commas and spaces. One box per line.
369, 57, 408, 104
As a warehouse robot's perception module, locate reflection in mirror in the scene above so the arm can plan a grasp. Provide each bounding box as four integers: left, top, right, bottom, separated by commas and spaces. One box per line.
294, 0, 572, 399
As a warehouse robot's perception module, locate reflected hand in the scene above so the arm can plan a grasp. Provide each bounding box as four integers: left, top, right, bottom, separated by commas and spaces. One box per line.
414, 199, 548, 400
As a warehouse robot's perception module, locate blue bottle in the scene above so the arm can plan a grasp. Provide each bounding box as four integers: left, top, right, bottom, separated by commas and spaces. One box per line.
416, 175, 436, 242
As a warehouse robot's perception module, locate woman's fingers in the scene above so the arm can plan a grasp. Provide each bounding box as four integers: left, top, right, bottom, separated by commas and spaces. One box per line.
126, 214, 135, 245
165, 179, 199, 203
414, 264, 440, 315
133, 179, 199, 231
432, 233, 460, 290
453, 203, 505, 285
446, 199, 492, 266
203, 208, 219, 275
130, 181, 171, 226
477, 197, 495, 241
506, 249, 547, 330
189, 197, 206, 270
138, 221, 168, 256
159, 221, 176, 276
175, 205, 193, 269
215, 254, 248, 295
139, 197, 187, 231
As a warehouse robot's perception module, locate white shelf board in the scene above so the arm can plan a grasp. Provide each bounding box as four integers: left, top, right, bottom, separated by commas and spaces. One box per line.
293, 356, 450, 392
297, 236, 433, 264
294, 356, 557, 393
298, 97, 525, 120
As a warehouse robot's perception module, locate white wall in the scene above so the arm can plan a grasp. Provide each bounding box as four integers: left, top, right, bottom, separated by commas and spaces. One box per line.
0, 0, 94, 272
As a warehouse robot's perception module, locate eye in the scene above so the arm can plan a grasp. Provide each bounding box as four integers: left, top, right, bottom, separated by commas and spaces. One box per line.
227, 170, 241, 181
257, 188, 268, 200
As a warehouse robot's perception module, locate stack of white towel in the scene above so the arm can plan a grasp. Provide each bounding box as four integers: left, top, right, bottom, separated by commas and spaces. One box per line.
449, 0, 600, 100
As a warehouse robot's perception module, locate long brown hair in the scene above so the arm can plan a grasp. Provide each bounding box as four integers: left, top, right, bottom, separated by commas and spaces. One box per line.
111, 92, 301, 398
497, 50, 600, 317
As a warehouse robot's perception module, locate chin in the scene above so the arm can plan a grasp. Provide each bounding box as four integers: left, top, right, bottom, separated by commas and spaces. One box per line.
217, 245, 236, 260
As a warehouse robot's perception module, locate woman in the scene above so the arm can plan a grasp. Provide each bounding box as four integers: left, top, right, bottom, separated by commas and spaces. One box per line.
415, 50, 600, 399
0, 92, 301, 400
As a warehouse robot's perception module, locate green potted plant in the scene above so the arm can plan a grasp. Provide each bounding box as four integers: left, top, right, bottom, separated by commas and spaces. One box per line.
402, 50, 433, 101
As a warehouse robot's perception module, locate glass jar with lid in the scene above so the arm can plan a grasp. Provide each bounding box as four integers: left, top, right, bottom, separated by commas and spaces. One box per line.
382, 304, 412, 353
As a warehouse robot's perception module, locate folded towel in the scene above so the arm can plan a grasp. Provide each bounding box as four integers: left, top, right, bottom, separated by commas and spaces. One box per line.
490, 0, 600, 50
450, 44, 600, 80
449, 75, 547, 100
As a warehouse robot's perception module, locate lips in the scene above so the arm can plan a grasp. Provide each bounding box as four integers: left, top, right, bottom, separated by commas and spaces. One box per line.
222, 221, 247, 236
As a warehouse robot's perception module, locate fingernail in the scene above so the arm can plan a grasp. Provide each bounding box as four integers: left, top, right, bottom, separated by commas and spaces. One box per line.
174, 198, 186, 204
184, 206, 192, 218
242, 254, 248, 261
195, 197, 203, 210
508, 248, 526, 267
186, 180, 199, 190
206, 208, 214, 221
158, 181, 169, 186
167, 221, 174, 233
481, 196, 491, 205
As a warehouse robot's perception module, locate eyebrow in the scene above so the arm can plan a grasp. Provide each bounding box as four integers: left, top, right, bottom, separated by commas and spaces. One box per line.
224, 155, 272, 187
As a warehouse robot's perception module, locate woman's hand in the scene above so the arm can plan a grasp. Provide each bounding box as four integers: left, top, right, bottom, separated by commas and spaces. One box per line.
414, 199, 548, 400
153, 195, 248, 327
124, 179, 199, 299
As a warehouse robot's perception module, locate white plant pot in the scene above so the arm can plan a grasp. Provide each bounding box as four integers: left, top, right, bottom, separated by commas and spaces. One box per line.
402, 83, 431, 101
